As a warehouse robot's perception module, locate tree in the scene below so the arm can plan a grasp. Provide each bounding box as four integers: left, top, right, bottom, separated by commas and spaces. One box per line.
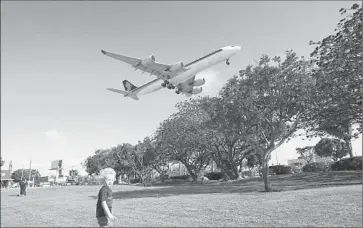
82, 149, 117, 176
69, 169, 79, 177
130, 140, 156, 184
11, 169, 41, 182
83, 140, 165, 185
199, 96, 256, 180
246, 152, 263, 176
154, 98, 213, 181
0, 157, 4, 167
296, 146, 316, 164
314, 138, 349, 161
207, 51, 315, 191
111, 143, 138, 184
307, 3, 362, 157
142, 137, 172, 183
83, 156, 101, 176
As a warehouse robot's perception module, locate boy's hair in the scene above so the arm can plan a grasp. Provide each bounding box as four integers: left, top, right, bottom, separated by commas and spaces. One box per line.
99, 168, 116, 179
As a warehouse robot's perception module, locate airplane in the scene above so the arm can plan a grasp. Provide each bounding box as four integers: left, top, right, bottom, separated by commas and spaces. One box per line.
102, 45, 241, 100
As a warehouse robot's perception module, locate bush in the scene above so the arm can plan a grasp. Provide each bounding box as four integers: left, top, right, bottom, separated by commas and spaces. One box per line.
291, 166, 302, 174
269, 165, 292, 175
170, 175, 190, 180
204, 172, 226, 180
129, 178, 140, 184
302, 162, 330, 172
331, 156, 362, 171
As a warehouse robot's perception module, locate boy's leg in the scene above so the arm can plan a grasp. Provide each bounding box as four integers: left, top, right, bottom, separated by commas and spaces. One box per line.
97, 217, 109, 227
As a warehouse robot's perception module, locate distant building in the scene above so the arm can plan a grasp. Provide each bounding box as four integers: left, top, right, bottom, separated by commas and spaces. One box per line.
1, 161, 13, 189
1, 170, 13, 189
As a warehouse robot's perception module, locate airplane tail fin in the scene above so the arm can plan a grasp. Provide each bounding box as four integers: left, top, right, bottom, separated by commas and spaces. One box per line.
106, 88, 139, 100
122, 80, 138, 92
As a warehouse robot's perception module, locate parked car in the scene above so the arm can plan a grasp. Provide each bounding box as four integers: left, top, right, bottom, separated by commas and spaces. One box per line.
67, 179, 77, 185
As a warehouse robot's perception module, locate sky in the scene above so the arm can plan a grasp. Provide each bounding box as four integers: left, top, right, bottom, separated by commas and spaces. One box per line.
1, 1, 361, 176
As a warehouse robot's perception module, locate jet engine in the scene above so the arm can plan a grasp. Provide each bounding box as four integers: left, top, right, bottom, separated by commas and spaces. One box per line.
190, 87, 203, 95
141, 55, 155, 66
168, 62, 184, 72
192, 78, 205, 87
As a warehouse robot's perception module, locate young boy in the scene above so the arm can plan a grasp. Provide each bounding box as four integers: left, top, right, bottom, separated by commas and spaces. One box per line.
19, 179, 27, 196
96, 168, 117, 227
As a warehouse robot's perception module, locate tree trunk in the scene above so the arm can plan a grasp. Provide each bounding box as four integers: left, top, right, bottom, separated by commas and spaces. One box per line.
179, 162, 181, 176
237, 172, 243, 180
222, 169, 233, 181
262, 153, 272, 192
232, 164, 240, 179
344, 123, 354, 157
180, 161, 198, 181
345, 138, 354, 158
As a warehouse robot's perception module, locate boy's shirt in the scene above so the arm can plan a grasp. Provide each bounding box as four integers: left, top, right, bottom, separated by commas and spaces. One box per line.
96, 185, 113, 218
19, 181, 27, 189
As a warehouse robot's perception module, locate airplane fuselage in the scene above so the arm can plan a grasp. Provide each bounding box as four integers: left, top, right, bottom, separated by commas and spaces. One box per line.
137, 46, 240, 96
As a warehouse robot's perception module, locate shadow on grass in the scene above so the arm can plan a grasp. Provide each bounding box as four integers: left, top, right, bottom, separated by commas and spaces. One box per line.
88, 171, 362, 200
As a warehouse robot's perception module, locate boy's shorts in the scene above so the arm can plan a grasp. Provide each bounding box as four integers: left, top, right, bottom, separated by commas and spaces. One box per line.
97, 217, 109, 227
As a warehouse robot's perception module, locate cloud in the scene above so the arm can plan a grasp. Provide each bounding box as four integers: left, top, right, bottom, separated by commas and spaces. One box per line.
44, 129, 62, 140
195, 69, 224, 97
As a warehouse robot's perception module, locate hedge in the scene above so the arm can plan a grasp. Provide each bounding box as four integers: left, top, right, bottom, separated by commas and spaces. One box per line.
302, 162, 331, 172
269, 165, 292, 175
204, 172, 226, 180
331, 156, 362, 171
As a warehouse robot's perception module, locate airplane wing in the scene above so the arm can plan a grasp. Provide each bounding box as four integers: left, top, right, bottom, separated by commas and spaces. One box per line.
101, 50, 173, 80
101, 50, 140, 66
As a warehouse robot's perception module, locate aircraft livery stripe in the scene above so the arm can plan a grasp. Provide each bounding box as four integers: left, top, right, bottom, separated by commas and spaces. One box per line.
184, 49, 223, 67
132, 78, 160, 93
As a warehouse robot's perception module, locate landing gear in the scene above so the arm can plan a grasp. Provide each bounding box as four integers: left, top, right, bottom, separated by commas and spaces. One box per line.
161, 80, 170, 87
226, 59, 230, 65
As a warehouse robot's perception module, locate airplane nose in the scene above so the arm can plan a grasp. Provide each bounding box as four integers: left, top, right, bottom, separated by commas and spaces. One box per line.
234, 46, 241, 51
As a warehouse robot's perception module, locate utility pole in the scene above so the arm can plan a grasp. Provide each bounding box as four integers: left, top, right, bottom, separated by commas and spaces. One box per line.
28, 160, 32, 182
9, 161, 12, 176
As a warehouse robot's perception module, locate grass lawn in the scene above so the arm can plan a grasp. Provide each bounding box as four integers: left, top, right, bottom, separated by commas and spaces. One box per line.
1, 171, 362, 227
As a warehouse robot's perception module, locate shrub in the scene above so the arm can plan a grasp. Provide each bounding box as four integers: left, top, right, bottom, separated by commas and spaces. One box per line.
302, 162, 330, 172
204, 172, 226, 180
170, 175, 190, 180
331, 156, 362, 171
129, 178, 140, 184
269, 165, 292, 175
291, 166, 302, 174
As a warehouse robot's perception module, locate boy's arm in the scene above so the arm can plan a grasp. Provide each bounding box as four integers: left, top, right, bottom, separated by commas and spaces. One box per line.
101, 201, 114, 219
